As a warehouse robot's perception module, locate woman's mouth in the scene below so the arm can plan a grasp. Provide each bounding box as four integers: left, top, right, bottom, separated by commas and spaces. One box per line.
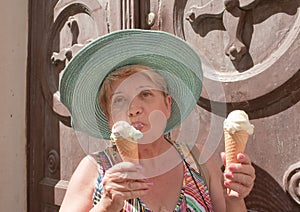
131, 121, 145, 131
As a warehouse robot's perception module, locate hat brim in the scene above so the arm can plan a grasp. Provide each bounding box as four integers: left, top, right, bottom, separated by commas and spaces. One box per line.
60, 29, 203, 139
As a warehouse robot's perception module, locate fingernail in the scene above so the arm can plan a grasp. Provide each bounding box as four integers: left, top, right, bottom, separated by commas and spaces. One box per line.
146, 182, 154, 186
225, 173, 233, 179
238, 154, 245, 159
229, 164, 237, 171
224, 181, 230, 187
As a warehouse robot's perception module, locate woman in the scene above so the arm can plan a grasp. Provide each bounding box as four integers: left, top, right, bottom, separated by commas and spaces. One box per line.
59, 30, 255, 211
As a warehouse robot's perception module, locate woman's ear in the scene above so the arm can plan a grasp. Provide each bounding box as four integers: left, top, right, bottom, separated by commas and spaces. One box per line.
166, 95, 172, 119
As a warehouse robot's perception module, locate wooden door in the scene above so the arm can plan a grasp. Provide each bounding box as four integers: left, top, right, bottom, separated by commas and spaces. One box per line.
27, 0, 150, 211
28, 0, 300, 211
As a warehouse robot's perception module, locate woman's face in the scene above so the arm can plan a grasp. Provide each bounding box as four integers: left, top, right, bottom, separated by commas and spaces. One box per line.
106, 71, 171, 142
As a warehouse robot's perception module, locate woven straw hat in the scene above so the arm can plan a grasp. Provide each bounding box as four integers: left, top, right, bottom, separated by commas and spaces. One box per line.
59, 29, 203, 139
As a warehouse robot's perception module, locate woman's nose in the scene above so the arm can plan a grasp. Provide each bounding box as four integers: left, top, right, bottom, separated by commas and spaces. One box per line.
128, 99, 143, 117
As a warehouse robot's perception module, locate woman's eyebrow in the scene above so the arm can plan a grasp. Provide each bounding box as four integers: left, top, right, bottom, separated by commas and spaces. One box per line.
138, 85, 158, 90
110, 91, 123, 101
138, 85, 165, 93
111, 91, 123, 96
111, 85, 158, 97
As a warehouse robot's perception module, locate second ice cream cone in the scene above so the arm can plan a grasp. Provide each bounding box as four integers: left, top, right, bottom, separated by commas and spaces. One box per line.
224, 129, 249, 194
223, 110, 254, 194
224, 129, 248, 168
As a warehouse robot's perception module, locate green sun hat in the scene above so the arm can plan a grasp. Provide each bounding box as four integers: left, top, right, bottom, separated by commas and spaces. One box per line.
59, 29, 203, 140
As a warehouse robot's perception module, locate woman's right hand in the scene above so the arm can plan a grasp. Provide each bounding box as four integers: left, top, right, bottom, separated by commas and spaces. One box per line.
92, 162, 152, 211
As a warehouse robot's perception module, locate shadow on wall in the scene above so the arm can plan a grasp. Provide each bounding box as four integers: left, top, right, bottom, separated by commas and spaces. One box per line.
244, 163, 299, 212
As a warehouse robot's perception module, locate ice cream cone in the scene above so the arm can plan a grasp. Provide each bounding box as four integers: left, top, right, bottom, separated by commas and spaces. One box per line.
114, 137, 139, 163
224, 129, 248, 167
224, 129, 249, 194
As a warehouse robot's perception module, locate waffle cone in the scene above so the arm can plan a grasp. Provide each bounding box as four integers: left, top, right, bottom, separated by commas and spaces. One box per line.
114, 138, 139, 163
224, 129, 248, 194
224, 129, 248, 168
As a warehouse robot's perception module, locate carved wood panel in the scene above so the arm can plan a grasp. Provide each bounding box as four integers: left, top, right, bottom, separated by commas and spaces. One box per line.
29, 0, 124, 211
147, 0, 300, 209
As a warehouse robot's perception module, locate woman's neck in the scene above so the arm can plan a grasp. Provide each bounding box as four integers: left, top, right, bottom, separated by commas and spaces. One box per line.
138, 136, 171, 159
138, 137, 182, 178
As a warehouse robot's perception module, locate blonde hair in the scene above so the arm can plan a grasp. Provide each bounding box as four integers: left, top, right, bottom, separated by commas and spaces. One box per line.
98, 64, 169, 116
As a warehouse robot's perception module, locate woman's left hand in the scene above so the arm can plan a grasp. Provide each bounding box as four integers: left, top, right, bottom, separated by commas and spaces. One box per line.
221, 152, 256, 199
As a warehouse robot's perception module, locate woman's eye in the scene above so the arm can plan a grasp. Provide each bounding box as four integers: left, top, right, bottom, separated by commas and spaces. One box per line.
112, 96, 126, 105
141, 90, 153, 98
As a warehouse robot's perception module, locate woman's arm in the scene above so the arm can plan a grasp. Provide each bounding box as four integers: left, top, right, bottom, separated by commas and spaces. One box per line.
60, 156, 152, 212
204, 151, 226, 212
59, 155, 98, 212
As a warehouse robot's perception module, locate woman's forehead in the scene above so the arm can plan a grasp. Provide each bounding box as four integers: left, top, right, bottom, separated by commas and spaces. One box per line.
111, 72, 161, 93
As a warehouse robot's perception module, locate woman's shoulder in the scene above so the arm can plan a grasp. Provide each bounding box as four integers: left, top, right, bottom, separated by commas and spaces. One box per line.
73, 155, 99, 178
60, 155, 99, 211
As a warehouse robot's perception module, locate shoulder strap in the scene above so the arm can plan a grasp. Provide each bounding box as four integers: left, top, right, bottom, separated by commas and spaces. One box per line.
190, 145, 210, 189
176, 143, 210, 189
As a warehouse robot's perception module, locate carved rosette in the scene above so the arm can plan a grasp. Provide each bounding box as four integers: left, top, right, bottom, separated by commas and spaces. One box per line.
283, 161, 300, 205
47, 150, 60, 174
170, 0, 300, 119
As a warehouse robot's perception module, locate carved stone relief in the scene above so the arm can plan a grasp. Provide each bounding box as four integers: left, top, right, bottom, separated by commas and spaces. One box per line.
47, 0, 107, 121
170, 0, 300, 119
164, 0, 300, 207
45, 0, 142, 121
39, 0, 145, 206
42, 0, 110, 206
283, 161, 300, 204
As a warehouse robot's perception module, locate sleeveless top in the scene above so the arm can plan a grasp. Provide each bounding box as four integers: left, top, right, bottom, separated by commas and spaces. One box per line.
91, 143, 214, 212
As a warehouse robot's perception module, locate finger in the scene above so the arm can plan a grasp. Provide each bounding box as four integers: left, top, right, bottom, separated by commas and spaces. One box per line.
227, 163, 255, 179
105, 162, 145, 180
105, 180, 153, 192
236, 153, 251, 165
224, 172, 254, 187
105, 170, 147, 181
107, 162, 142, 173
224, 180, 252, 199
110, 188, 150, 201
126, 180, 154, 191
